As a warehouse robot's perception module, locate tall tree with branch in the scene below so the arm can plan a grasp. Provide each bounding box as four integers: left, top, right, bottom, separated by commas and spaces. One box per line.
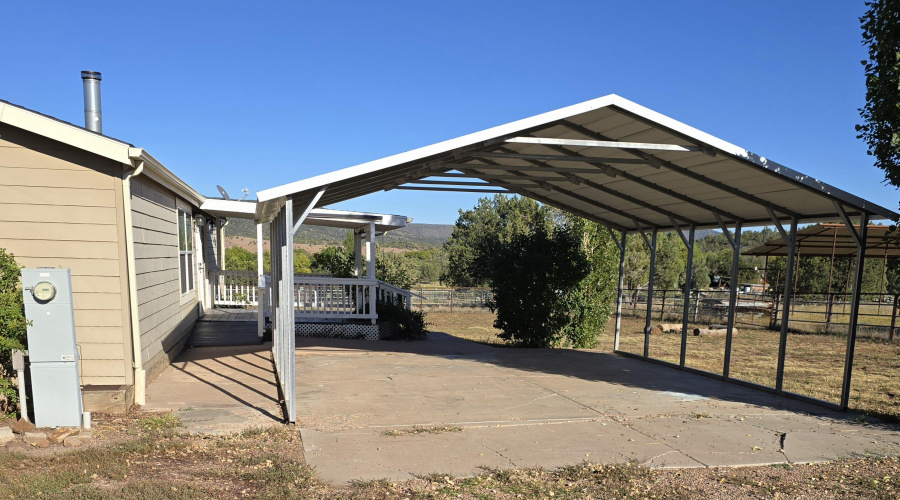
858, 0, 900, 191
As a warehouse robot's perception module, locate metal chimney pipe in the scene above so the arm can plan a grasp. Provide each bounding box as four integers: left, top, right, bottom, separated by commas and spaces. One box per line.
81, 71, 102, 133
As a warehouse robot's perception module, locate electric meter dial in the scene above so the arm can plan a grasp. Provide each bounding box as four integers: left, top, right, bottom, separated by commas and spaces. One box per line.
32, 281, 57, 302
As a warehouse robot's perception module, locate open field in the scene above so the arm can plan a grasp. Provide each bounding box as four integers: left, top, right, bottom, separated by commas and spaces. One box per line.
2, 411, 899, 498
428, 309, 900, 421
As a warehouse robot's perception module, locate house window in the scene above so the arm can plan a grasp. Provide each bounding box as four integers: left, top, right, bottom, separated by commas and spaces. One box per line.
178, 207, 194, 295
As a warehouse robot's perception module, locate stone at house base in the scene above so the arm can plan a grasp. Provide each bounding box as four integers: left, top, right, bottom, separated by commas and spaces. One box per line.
23, 431, 49, 448
78, 429, 93, 440
5, 441, 29, 453
63, 436, 82, 447
9, 418, 35, 435
0, 427, 14, 445
48, 428, 79, 445
83, 384, 134, 414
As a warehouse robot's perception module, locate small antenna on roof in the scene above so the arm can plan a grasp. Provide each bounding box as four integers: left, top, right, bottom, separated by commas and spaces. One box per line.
239, 188, 250, 201
216, 185, 231, 200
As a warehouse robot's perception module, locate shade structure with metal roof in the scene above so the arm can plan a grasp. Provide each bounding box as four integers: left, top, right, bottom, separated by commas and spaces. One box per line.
255, 94, 897, 230
746, 224, 900, 258
256, 94, 898, 421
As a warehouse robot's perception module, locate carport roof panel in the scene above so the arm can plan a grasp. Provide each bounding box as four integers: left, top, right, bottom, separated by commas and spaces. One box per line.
256, 94, 897, 230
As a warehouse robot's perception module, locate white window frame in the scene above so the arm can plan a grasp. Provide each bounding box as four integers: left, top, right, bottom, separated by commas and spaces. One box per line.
176, 200, 196, 303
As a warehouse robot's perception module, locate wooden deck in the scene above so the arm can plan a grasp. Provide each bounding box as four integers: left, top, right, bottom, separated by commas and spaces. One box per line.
201, 308, 258, 322
187, 308, 261, 348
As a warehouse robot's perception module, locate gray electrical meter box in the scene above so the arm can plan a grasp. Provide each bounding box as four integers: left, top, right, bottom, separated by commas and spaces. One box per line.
22, 268, 84, 428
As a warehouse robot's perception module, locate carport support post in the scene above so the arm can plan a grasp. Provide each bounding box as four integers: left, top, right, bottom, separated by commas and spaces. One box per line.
840, 212, 870, 410
257, 223, 265, 338
679, 225, 695, 367
643, 228, 658, 358
613, 229, 627, 351
775, 216, 798, 394
723, 222, 742, 378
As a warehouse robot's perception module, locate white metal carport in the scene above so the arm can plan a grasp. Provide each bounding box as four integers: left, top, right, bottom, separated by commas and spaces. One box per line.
255, 94, 897, 422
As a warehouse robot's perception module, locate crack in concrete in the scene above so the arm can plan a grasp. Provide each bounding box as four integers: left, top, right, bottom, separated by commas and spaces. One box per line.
500, 393, 559, 411
643, 449, 706, 468
475, 439, 517, 468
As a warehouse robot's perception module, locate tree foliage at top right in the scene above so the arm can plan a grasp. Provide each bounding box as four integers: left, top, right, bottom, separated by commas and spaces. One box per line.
858, 0, 900, 189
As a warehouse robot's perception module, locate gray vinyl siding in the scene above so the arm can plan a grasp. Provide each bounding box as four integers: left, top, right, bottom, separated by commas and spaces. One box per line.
131, 177, 198, 379
0, 123, 133, 386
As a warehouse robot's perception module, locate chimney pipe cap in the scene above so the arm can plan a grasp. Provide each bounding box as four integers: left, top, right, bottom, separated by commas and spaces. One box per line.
81, 71, 101, 80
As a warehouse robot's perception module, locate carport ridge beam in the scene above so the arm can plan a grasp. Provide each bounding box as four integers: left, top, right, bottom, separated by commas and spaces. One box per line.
504, 136, 716, 155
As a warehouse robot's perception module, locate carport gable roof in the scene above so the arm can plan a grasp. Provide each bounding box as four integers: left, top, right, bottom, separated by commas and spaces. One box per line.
256, 94, 897, 231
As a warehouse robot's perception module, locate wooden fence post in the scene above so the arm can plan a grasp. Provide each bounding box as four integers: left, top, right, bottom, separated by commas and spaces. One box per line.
825, 293, 834, 334
449, 289, 454, 313
771, 293, 781, 330
660, 290, 667, 321
891, 294, 899, 342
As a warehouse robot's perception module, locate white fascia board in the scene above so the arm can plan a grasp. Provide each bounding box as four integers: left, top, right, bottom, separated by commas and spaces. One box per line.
0, 101, 132, 163
128, 148, 206, 208
200, 198, 258, 219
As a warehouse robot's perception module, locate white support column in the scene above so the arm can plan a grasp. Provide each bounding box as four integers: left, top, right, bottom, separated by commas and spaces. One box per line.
612, 229, 626, 352
366, 222, 377, 324
257, 222, 265, 338
354, 230, 363, 277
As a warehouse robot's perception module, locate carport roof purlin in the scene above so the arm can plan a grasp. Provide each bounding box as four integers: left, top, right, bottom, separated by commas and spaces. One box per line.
255, 94, 897, 231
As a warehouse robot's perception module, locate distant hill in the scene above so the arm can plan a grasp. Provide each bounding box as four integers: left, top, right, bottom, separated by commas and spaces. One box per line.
224, 218, 719, 250
225, 218, 454, 249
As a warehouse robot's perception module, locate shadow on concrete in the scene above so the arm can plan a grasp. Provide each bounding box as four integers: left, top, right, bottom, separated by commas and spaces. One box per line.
148, 343, 282, 422
295, 331, 897, 430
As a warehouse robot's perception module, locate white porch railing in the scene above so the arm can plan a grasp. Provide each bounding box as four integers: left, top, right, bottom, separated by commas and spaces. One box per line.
212, 270, 262, 306
211, 270, 413, 321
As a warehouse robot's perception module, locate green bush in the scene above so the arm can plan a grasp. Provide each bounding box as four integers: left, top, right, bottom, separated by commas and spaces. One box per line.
377, 298, 427, 341
0, 249, 27, 414
490, 225, 589, 348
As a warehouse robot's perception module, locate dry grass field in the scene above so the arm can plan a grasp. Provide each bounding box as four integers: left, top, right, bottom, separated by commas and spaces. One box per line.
426, 308, 900, 421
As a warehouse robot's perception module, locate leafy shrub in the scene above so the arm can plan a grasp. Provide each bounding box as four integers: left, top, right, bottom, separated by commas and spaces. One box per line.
377, 298, 428, 340
489, 225, 589, 348
0, 249, 27, 414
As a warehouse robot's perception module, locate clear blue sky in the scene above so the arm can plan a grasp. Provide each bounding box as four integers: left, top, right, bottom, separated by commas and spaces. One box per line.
2, 1, 895, 224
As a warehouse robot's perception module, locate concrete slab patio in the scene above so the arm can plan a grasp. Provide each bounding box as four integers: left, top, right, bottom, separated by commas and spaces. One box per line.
144, 342, 282, 434
296, 332, 900, 484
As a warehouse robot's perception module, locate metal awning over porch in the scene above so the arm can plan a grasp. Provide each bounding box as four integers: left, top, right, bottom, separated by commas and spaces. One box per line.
200, 198, 411, 232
